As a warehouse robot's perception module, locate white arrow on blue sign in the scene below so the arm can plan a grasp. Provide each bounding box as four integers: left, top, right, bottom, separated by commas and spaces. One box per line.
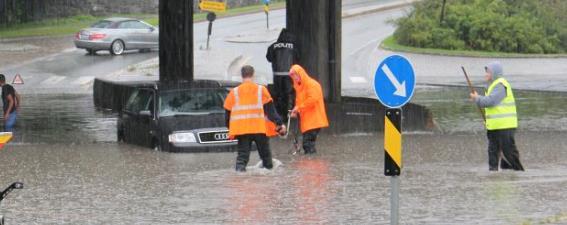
373, 55, 415, 108
263, 0, 270, 4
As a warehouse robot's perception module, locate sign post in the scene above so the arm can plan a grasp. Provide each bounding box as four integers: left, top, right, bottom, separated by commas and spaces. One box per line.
199, 0, 225, 50
206, 12, 216, 50
373, 54, 415, 225
264, 0, 270, 30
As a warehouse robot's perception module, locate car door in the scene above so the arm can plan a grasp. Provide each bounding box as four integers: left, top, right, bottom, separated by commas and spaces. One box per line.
133, 20, 158, 49
117, 21, 141, 49
123, 88, 155, 147
127, 20, 155, 49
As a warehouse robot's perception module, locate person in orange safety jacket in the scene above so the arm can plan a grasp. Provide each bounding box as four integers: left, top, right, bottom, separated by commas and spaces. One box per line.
289, 64, 329, 154
224, 65, 286, 172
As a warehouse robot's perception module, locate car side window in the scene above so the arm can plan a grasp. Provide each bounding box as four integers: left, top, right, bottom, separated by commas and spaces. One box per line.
125, 89, 153, 113
91, 20, 112, 28
131, 21, 150, 29
118, 21, 132, 29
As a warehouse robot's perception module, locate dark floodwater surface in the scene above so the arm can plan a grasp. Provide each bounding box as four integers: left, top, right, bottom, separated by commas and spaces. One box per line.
1, 89, 566, 224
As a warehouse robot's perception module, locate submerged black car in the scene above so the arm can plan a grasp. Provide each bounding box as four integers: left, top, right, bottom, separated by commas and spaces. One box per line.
117, 80, 238, 152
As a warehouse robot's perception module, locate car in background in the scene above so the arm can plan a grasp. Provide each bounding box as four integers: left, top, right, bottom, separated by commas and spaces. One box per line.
117, 80, 240, 152
74, 17, 158, 55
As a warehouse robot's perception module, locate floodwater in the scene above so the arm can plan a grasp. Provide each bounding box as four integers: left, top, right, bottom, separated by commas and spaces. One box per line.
1, 88, 567, 224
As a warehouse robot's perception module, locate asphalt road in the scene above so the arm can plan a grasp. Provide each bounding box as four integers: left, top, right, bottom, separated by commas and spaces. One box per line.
0, 0, 406, 95
2, 0, 565, 95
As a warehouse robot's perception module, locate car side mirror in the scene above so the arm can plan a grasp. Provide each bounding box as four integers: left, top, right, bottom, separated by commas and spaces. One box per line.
149, 27, 155, 32
139, 110, 152, 117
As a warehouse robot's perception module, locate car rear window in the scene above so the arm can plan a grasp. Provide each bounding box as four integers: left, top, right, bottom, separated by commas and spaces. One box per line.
90, 20, 112, 28
159, 88, 227, 116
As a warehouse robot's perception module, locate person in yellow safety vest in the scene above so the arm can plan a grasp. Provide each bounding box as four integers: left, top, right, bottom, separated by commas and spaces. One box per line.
289, 65, 329, 154
224, 65, 286, 172
470, 61, 524, 171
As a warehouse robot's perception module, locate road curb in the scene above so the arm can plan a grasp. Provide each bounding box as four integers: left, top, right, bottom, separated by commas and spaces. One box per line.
380, 37, 567, 59
342, 0, 418, 19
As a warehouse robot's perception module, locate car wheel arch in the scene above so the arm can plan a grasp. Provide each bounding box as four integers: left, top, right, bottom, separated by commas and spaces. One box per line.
110, 39, 126, 55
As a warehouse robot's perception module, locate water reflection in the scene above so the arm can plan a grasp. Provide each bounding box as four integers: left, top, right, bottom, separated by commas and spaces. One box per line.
294, 158, 331, 224
222, 158, 332, 225
226, 174, 276, 224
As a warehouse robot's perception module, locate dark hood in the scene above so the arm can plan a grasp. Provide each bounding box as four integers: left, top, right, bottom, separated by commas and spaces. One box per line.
277, 28, 296, 43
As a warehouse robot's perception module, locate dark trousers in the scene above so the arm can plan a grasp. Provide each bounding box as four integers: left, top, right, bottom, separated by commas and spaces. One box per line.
273, 75, 294, 122
236, 134, 273, 169
303, 129, 320, 154
487, 129, 524, 171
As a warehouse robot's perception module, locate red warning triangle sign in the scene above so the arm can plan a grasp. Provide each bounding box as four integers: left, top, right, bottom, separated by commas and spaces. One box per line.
12, 74, 24, 84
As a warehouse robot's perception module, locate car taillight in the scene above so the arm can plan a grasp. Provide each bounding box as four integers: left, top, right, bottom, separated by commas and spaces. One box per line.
75, 32, 81, 40
89, 33, 106, 40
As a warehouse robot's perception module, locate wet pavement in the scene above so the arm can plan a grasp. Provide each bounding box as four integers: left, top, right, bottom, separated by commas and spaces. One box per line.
1, 88, 567, 224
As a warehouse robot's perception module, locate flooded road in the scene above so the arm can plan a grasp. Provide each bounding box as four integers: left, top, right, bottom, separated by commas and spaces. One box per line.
1, 88, 567, 224
11, 94, 116, 144
413, 86, 567, 134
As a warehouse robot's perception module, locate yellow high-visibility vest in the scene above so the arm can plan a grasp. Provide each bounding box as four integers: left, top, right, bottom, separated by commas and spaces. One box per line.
485, 78, 518, 130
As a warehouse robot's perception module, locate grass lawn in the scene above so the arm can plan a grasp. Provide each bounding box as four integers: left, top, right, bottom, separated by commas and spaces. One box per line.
0, 1, 285, 39
381, 36, 567, 58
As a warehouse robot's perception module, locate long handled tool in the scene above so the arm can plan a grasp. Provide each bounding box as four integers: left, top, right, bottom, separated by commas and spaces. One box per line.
281, 111, 292, 139
461, 66, 486, 123
285, 111, 301, 155
291, 124, 300, 155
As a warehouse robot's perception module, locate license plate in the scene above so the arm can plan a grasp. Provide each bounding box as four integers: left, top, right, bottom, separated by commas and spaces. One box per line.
198, 131, 232, 143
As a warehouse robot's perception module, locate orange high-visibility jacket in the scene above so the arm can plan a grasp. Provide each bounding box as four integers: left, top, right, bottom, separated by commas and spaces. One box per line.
290, 65, 329, 133
224, 81, 274, 137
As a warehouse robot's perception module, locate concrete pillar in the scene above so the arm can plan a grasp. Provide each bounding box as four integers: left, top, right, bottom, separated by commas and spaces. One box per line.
286, 0, 341, 103
159, 0, 194, 83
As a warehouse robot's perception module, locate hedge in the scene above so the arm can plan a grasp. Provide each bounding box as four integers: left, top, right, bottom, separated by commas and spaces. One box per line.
393, 0, 567, 54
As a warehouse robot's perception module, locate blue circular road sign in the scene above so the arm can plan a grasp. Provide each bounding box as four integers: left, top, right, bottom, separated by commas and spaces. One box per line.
373, 55, 415, 108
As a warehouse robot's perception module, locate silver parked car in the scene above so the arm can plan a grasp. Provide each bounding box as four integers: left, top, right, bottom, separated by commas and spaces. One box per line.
74, 17, 158, 55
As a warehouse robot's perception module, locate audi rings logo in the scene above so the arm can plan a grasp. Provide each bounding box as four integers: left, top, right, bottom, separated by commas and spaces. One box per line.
214, 133, 229, 140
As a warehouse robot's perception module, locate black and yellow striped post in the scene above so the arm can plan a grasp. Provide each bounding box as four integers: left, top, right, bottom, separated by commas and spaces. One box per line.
385, 108, 402, 225
385, 108, 402, 176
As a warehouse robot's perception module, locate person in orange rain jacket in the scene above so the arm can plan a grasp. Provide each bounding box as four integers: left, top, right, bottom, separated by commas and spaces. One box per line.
224, 65, 286, 172
289, 65, 329, 154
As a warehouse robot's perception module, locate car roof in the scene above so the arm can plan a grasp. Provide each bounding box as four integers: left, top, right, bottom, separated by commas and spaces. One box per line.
114, 79, 239, 92
157, 80, 239, 90
102, 17, 138, 22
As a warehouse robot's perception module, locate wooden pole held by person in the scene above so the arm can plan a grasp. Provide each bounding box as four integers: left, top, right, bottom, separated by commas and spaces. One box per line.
461, 66, 486, 123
